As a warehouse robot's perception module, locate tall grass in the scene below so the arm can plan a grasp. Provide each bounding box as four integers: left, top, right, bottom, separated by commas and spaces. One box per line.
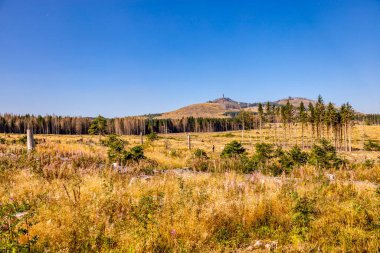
0, 131, 380, 252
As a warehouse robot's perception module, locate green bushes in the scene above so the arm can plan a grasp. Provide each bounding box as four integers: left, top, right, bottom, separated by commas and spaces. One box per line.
123, 146, 145, 163
219, 139, 346, 175
279, 146, 309, 172
220, 141, 246, 158
105, 134, 145, 165
364, 140, 380, 151
106, 134, 126, 163
146, 132, 158, 142
291, 196, 317, 241
188, 149, 209, 171
18, 135, 27, 145
193, 148, 208, 159
309, 139, 345, 169
247, 144, 308, 175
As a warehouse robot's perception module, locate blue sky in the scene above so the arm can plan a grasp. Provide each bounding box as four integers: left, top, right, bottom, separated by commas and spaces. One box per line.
0, 0, 379, 117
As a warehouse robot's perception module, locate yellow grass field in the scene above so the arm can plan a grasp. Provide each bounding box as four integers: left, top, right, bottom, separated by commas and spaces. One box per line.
1, 125, 380, 252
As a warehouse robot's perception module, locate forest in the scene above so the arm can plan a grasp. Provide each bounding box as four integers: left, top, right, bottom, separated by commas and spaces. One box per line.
1, 97, 379, 137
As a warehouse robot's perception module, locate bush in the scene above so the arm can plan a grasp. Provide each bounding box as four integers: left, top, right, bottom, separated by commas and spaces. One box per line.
105, 135, 144, 165
363, 159, 375, 169
291, 196, 317, 240
193, 148, 208, 159
309, 139, 344, 169
146, 132, 158, 142
364, 140, 380, 151
106, 135, 126, 163
221, 141, 246, 158
279, 146, 309, 173
249, 143, 275, 173
188, 149, 209, 171
121, 145, 145, 165
18, 135, 27, 145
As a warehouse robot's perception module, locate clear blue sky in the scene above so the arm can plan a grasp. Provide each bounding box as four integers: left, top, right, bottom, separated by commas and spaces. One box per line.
1, 0, 379, 117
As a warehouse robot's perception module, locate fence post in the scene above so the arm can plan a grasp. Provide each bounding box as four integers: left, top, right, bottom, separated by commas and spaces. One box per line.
27, 129, 35, 152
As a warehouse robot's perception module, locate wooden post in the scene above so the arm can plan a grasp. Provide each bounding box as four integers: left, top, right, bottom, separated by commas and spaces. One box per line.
27, 129, 35, 152
187, 134, 191, 150
140, 132, 143, 145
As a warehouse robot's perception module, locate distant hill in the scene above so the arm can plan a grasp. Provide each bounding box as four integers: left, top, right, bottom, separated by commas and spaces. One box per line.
275, 97, 317, 107
157, 103, 228, 119
156, 97, 319, 119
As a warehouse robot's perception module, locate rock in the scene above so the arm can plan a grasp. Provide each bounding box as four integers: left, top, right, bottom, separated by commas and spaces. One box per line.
253, 240, 263, 248
326, 173, 335, 181
14, 211, 28, 219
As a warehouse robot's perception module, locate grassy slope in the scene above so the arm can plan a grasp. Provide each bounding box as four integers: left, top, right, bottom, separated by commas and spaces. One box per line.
157, 102, 229, 119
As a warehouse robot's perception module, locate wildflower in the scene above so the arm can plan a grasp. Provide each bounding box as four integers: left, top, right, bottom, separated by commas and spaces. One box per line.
170, 229, 177, 237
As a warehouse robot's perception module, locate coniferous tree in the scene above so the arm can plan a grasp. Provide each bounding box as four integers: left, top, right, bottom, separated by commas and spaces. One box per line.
308, 102, 316, 145
315, 95, 325, 139
89, 115, 107, 136
299, 102, 308, 149
258, 103, 264, 141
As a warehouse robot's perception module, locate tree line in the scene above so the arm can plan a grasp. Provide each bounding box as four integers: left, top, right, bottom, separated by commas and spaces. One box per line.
358, 114, 380, 125
0, 95, 371, 153
239, 95, 356, 151
0, 114, 242, 135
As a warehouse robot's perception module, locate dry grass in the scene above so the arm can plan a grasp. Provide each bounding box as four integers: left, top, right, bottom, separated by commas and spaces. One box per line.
158, 103, 228, 119
1, 125, 380, 252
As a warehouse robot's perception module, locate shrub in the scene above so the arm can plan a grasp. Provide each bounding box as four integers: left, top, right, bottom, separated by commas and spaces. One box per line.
106, 135, 126, 163
129, 146, 145, 160
221, 141, 246, 158
193, 148, 208, 159
18, 135, 27, 145
0, 137, 6, 144
309, 139, 344, 169
279, 146, 309, 173
291, 196, 317, 240
249, 143, 275, 172
146, 132, 158, 142
121, 145, 145, 165
363, 159, 375, 169
188, 149, 209, 171
105, 135, 144, 165
364, 140, 380, 151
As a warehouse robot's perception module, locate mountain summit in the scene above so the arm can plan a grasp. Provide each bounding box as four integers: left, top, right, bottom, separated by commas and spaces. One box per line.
157, 97, 317, 119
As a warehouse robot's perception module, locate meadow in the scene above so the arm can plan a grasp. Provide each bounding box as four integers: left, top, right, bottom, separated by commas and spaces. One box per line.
1, 124, 380, 252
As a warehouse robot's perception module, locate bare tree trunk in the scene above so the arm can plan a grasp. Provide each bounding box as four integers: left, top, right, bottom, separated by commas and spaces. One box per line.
301, 123, 304, 149
345, 123, 348, 152
241, 121, 244, 143
349, 124, 352, 152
